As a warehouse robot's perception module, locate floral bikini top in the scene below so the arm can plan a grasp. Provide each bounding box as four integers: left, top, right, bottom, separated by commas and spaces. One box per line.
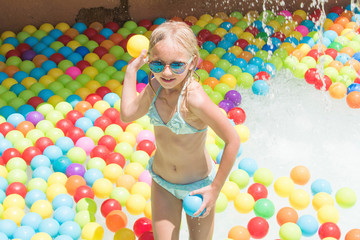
147, 82, 207, 135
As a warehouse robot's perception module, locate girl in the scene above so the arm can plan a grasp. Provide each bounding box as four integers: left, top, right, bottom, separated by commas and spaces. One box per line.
120, 21, 240, 240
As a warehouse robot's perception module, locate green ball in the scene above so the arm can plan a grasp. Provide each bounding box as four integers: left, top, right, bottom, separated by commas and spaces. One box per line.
215, 59, 231, 72
0, 86, 7, 95
253, 168, 274, 187
65, 81, 82, 93
209, 91, 223, 105
35, 119, 54, 133
279, 222, 302, 240
229, 11, 243, 20
335, 187, 357, 208
109, 45, 125, 59
317, 55, 333, 67
117, 28, 131, 38
48, 81, 64, 93
93, 59, 109, 72
110, 187, 130, 207
254, 198, 275, 219
76, 198, 97, 214
46, 110, 64, 124
268, 56, 283, 70
75, 34, 89, 45
132, 26, 147, 35
84, 40, 99, 52
293, 63, 308, 79
335, 36, 349, 47
328, 41, 343, 51
347, 41, 360, 52
6, 157, 27, 171
45, 128, 64, 143
114, 142, 133, 160
140, 64, 150, 74
49, 41, 65, 52
14, 138, 33, 153
256, 32, 269, 43
36, 102, 54, 116
27, 177, 48, 192
8, 97, 25, 111
202, 84, 213, 96
86, 157, 106, 171
56, 88, 73, 100
273, 48, 288, 59
215, 192, 228, 213
74, 210, 95, 228
7, 169, 27, 184
191, 25, 202, 35
76, 74, 91, 86
259, 10, 275, 23
212, 47, 226, 58
227, 65, 242, 77
26, 129, 45, 144
214, 83, 231, 97
206, 143, 220, 160
199, 49, 210, 60
58, 60, 74, 72
54, 102, 73, 115
235, 20, 248, 30
324, 67, 339, 82
19, 89, 36, 102
111, 71, 125, 83
275, 15, 286, 25
0, 99, 6, 108
229, 169, 250, 189
120, 52, 132, 62
123, 21, 138, 32
237, 72, 254, 89
1, 91, 17, 103
195, 69, 209, 82
17, 31, 31, 43
102, 66, 117, 76
300, 56, 317, 68
57, 74, 73, 86
94, 73, 110, 85
340, 66, 357, 80
254, 50, 269, 62
6, 56, 22, 67
5, 130, 24, 144
67, 147, 87, 164
130, 150, 150, 169
19, 60, 36, 74
204, 23, 218, 33
32, 30, 47, 40
335, 74, 353, 87
284, 55, 299, 71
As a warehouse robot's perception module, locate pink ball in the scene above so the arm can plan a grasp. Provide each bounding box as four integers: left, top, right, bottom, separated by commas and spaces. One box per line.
136, 130, 155, 144
136, 83, 147, 93
65, 66, 82, 80
75, 136, 95, 155
279, 10, 292, 17
295, 25, 309, 37
138, 170, 152, 186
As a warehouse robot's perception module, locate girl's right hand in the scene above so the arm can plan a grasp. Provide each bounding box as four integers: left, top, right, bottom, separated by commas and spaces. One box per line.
127, 49, 148, 71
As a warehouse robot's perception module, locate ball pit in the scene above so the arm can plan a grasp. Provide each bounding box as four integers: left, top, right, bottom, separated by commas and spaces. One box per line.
0, 2, 359, 240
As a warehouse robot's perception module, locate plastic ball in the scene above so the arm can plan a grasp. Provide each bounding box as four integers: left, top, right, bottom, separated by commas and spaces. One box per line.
183, 194, 204, 217
30, 199, 53, 219
92, 178, 113, 199
253, 198, 275, 219
127, 35, 149, 58
274, 176, 295, 198
81, 222, 104, 240
247, 217, 269, 239
276, 207, 298, 226
345, 229, 360, 240
114, 228, 136, 240
335, 187, 357, 208
317, 205, 340, 224
279, 222, 302, 240
105, 210, 128, 232
58, 221, 81, 240
296, 215, 319, 237
234, 192, 255, 214
126, 194, 147, 215
311, 178, 332, 195
290, 165, 311, 185
318, 222, 341, 240
228, 225, 250, 240
133, 217, 152, 238
38, 218, 60, 238
229, 169, 249, 189
247, 183, 268, 201
65, 163, 86, 177
346, 91, 360, 108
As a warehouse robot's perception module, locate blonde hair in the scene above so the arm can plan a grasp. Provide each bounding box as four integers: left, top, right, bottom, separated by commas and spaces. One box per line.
147, 21, 200, 92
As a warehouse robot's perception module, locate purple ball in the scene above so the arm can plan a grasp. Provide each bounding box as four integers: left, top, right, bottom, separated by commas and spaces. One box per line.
21, 50, 37, 61
218, 99, 235, 113
26, 111, 45, 125
65, 163, 86, 177
224, 90, 242, 106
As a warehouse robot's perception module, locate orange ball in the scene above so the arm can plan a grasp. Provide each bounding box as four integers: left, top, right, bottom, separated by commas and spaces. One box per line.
116, 174, 136, 191
198, 60, 214, 73
203, 77, 219, 89
340, 10, 353, 21
16, 121, 35, 136
33, 55, 49, 68
291, 49, 305, 61
100, 40, 115, 50
74, 101, 92, 115
106, 210, 128, 232
345, 59, 360, 72
65, 175, 86, 196
170, 16, 183, 22
64, 28, 79, 39
89, 22, 103, 32
276, 207, 299, 226
345, 229, 360, 240
340, 46, 355, 57
238, 51, 253, 63
226, 16, 239, 25
327, 61, 344, 71
228, 225, 250, 240
329, 23, 344, 35
290, 165, 310, 185
101, 53, 117, 65
109, 33, 124, 45
292, 15, 303, 25
329, 82, 347, 99
346, 91, 360, 108
3, 65, 19, 78
184, 16, 198, 25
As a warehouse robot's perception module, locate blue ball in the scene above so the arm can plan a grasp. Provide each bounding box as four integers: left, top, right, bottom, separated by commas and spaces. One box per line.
0, 176, 8, 192
262, 25, 274, 36
260, 62, 277, 77
38, 89, 55, 102
221, 52, 236, 63
24, 36, 39, 47
25, 189, 47, 208
244, 44, 259, 55
3, 37, 19, 48
137, 69, 148, 83
353, 52, 360, 62
326, 12, 339, 22
251, 20, 263, 31
41, 60, 57, 72
74, 46, 90, 57
21, 212, 43, 231
0, 106, 16, 119
202, 41, 216, 53
58, 221, 81, 240
7, 113, 25, 128
0, 189, 5, 203
284, 37, 299, 46
40, 36, 55, 46
311, 178, 332, 195
335, 53, 351, 65
297, 215, 318, 237
32, 166, 53, 181
217, 40, 233, 50
315, 37, 331, 47
31, 155, 51, 170
9, 83, 26, 96
103, 92, 120, 107
33, 42, 47, 53
0, 72, 9, 83
153, 17, 166, 25
67, 52, 82, 65
232, 58, 248, 71
113, 60, 128, 71
219, 22, 233, 31
0, 232, 8, 240
351, 14, 360, 22
262, 43, 277, 53
53, 156, 72, 173
13, 71, 29, 82
17, 104, 35, 118
347, 83, 360, 94
38, 218, 60, 238
84, 168, 104, 187
0, 55, 5, 63
270, 37, 282, 48
43, 145, 63, 163
52, 194, 74, 210
84, 109, 102, 123
29, 67, 46, 80
54, 235, 73, 240
13, 225, 35, 240
55, 136, 75, 154
248, 57, 264, 67
75, 117, 94, 132
0, 219, 17, 238
73, 22, 87, 33
209, 67, 226, 80
49, 29, 64, 39
216, 150, 223, 164
53, 206, 76, 224
252, 80, 269, 95
323, 30, 338, 42
238, 158, 258, 177
58, 46, 73, 58
66, 94, 82, 108
300, 20, 315, 31
300, 36, 315, 47
100, 28, 114, 39
223, 33, 238, 44
183, 194, 205, 217
245, 64, 259, 77
0, 139, 13, 155
41, 46, 57, 58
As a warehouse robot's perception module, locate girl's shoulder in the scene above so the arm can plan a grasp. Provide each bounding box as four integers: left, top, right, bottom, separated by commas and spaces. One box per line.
186, 80, 209, 107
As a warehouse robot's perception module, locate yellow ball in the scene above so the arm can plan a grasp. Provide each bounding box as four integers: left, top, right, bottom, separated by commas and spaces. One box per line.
199, 14, 213, 23
67, 40, 82, 50
47, 95, 65, 108
210, 17, 224, 26
48, 172, 68, 186
268, 20, 281, 32
317, 205, 339, 224
118, 132, 136, 147
39, 23, 54, 33
46, 183, 67, 202
75, 87, 92, 100
289, 189, 310, 210
125, 123, 144, 136
2, 77, 17, 90
3, 194, 25, 210
0, 165, 7, 178
23, 25, 37, 35
86, 126, 105, 144
47, 68, 64, 79
124, 162, 144, 180
81, 222, 104, 240
125, 194, 146, 215
31, 232, 52, 240
105, 124, 123, 140
114, 228, 136, 240
55, 22, 70, 32
213, 28, 227, 38
220, 74, 237, 89
93, 100, 111, 114
85, 80, 102, 93
228, 46, 243, 57
30, 200, 53, 219
2, 207, 25, 225
195, 19, 208, 28
221, 181, 240, 201
144, 201, 152, 220
104, 79, 121, 91
1, 31, 16, 40
127, 35, 150, 58
312, 192, 334, 211
234, 124, 250, 143
274, 176, 295, 198
229, 26, 244, 38
84, 53, 100, 65
205, 54, 220, 65
21, 77, 37, 89
234, 192, 255, 213
253, 168, 274, 187
92, 178, 113, 199
39, 75, 55, 87
103, 164, 123, 183
131, 182, 151, 201
0, 43, 15, 56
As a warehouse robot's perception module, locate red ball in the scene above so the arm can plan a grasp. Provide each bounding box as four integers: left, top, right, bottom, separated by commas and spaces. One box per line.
74, 185, 95, 202
93, 46, 108, 58
234, 39, 250, 50
66, 127, 85, 143
85, 93, 102, 106
247, 217, 269, 239
6, 49, 21, 58
318, 222, 341, 239
2, 148, 21, 164
206, 34, 222, 45
22, 146, 42, 165
0, 157, 4, 166
197, 29, 212, 41
101, 198, 122, 217
90, 145, 110, 160
271, 32, 286, 42
126, 33, 136, 40
245, 26, 260, 36
56, 119, 74, 135
117, 119, 131, 131
91, 34, 106, 45
27, 96, 45, 109
136, 140, 156, 156
138, 19, 153, 30
247, 183, 268, 201
105, 22, 120, 32
65, 110, 84, 124
76, 60, 91, 71
35, 137, 54, 153
98, 135, 117, 152
16, 43, 32, 53
57, 35, 73, 45
6, 182, 27, 198
95, 86, 111, 98
354, 76, 360, 84
304, 68, 320, 85
83, 28, 98, 39
325, 48, 338, 60
329, 6, 344, 15
314, 75, 332, 91
94, 116, 112, 131
119, 39, 129, 52
103, 108, 120, 123
105, 152, 126, 168
0, 122, 15, 137
139, 231, 154, 240
254, 71, 271, 81
49, 53, 66, 65
306, 49, 324, 61
227, 107, 246, 125
134, 217, 153, 237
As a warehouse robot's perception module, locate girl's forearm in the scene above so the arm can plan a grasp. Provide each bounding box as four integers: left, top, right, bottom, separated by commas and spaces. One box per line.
120, 67, 138, 121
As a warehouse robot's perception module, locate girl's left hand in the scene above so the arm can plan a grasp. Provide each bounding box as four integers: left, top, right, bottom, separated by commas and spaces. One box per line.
189, 184, 220, 218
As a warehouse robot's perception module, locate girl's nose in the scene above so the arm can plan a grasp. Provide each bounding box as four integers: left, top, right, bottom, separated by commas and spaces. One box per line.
162, 64, 173, 75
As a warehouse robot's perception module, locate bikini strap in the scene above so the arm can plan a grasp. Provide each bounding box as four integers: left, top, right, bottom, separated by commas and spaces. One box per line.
152, 85, 162, 104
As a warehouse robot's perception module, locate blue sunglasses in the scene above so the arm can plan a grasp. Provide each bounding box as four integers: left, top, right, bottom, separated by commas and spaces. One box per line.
148, 57, 193, 74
